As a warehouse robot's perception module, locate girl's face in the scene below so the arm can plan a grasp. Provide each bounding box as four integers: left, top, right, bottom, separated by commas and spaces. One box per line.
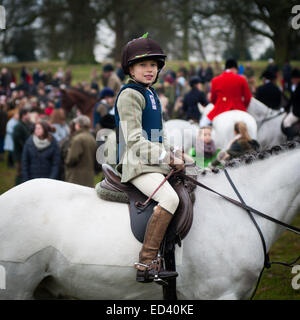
199, 128, 212, 144
34, 123, 44, 139
129, 60, 158, 86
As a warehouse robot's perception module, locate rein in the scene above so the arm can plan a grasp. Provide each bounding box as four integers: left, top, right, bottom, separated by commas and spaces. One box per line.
180, 171, 300, 235
137, 162, 300, 298
180, 168, 300, 299
257, 109, 285, 129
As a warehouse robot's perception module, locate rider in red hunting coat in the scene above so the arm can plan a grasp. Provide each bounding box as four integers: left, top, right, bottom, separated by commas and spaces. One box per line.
206, 59, 252, 122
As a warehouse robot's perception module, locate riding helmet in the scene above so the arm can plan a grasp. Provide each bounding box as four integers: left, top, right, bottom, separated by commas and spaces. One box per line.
121, 33, 166, 76
99, 87, 115, 99
189, 76, 202, 87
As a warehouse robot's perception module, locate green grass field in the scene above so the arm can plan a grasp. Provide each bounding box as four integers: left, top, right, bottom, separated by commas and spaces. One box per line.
1, 60, 300, 87
0, 152, 299, 300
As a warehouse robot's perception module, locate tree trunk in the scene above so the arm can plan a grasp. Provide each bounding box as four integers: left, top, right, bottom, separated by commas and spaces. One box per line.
272, 27, 289, 68
48, 22, 59, 60
114, 9, 125, 62
67, 0, 97, 64
181, 0, 190, 61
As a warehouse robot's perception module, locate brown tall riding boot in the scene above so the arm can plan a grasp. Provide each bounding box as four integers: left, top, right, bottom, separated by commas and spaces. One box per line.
135, 205, 178, 283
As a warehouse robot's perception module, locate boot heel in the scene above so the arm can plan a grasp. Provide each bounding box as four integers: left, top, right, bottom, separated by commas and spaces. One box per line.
136, 276, 153, 283
136, 269, 153, 283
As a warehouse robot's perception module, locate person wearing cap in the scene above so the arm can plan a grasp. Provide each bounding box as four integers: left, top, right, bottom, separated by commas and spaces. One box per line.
182, 76, 208, 123
255, 70, 282, 110
101, 63, 122, 96
200, 58, 252, 127
64, 115, 97, 187
115, 33, 186, 283
93, 87, 116, 131
265, 58, 279, 76
282, 68, 300, 140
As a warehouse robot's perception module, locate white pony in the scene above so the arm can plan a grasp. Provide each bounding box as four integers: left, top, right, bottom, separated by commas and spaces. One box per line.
247, 98, 286, 149
164, 119, 198, 153
211, 110, 257, 150
0, 143, 299, 300
198, 98, 287, 150
164, 108, 257, 151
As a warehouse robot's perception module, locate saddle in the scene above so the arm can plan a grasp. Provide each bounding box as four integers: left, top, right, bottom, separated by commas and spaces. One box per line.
98, 164, 195, 247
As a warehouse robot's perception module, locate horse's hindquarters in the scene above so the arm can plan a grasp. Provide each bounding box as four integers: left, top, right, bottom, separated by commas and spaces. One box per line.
212, 111, 257, 149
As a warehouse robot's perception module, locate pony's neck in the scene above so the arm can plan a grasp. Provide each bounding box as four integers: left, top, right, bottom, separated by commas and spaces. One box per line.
237, 149, 299, 245
199, 148, 300, 249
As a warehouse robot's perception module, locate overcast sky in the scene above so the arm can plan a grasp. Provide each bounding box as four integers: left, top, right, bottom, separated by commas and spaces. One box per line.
93, 22, 272, 63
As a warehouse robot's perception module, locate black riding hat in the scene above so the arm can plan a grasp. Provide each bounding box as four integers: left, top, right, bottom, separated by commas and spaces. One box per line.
189, 76, 202, 87
121, 33, 166, 75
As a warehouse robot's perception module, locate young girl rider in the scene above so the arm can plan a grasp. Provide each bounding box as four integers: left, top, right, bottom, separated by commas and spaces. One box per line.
114, 34, 184, 283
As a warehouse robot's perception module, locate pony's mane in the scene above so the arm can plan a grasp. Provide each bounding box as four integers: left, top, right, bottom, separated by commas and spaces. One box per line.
197, 140, 300, 176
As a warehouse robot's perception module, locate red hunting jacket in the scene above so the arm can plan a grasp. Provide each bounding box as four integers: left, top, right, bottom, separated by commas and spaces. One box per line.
207, 71, 252, 121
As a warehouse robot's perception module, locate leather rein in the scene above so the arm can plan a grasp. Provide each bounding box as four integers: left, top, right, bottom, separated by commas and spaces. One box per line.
140, 164, 300, 298
180, 167, 300, 299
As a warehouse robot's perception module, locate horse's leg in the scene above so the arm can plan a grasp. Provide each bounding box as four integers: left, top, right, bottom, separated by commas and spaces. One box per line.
1, 261, 47, 300
0, 247, 58, 300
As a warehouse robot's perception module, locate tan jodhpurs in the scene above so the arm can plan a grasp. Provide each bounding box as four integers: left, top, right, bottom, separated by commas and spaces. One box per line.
130, 172, 179, 214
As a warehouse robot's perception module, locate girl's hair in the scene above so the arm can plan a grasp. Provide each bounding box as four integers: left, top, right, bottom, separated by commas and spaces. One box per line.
234, 121, 251, 141
35, 120, 56, 140
198, 126, 212, 136
50, 108, 66, 125
199, 126, 212, 131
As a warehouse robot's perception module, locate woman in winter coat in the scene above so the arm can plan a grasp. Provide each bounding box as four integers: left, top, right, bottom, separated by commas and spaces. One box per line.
21, 120, 61, 182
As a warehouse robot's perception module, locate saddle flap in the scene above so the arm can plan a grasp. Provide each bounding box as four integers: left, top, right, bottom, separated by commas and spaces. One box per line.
168, 175, 194, 242
100, 165, 194, 244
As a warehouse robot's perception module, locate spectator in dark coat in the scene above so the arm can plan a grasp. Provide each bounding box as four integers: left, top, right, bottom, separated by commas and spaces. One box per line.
264, 58, 279, 76
21, 120, 61, 182
205, 64, 214, 83
13, 109, 32, 184
182, 76, 208, 122
0, 102, 8, 161
255, 70, 282, 110
282, 68, 300, 140
93, 87, 115, 132
282, 61, 292, 92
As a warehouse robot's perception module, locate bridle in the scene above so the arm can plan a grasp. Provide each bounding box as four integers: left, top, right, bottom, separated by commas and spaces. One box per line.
256, 108, 286, 130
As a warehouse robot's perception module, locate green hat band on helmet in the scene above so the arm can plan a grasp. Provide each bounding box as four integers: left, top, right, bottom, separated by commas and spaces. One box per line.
135, 53, 149, 59
121, 34, 166, 75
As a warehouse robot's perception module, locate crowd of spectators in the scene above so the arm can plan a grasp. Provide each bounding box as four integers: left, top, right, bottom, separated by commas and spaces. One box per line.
0, 59, 297, 188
